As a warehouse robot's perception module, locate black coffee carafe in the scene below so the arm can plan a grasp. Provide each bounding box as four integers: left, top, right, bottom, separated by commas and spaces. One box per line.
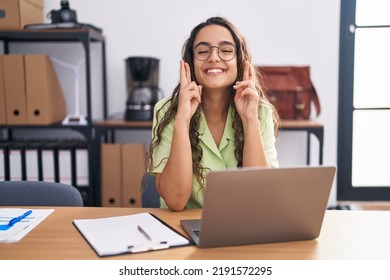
124, 56, 161, 121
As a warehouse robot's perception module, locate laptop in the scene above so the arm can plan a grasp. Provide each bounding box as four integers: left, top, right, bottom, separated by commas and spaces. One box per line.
180, 166, 336, 248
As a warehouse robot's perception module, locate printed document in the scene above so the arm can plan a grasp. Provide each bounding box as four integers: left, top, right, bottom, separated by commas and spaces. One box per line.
0, 208, 54, 242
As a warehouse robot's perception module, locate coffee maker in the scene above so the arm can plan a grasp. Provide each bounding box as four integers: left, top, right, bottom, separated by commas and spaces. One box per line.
124, 57, 161, 121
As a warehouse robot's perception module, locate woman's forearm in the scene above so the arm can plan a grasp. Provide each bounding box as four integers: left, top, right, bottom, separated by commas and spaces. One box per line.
242, 119, 269, 167
156, 118, 193, 211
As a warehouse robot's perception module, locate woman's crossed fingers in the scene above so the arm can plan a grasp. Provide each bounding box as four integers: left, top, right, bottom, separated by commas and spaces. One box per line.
177, 60, 202, 119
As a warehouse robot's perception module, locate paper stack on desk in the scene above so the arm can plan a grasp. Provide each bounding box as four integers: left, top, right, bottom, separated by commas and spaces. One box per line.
73, 212, 191, 256
0, 208, 54, 242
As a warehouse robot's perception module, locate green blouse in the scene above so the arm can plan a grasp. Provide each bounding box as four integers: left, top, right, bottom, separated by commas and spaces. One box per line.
149, 97, 279, 208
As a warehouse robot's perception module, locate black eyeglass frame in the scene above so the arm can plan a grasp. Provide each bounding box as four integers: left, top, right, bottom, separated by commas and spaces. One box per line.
193, 43, 238, 61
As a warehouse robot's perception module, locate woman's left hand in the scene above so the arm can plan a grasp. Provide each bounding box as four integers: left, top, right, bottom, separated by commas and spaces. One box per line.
233, 61, 260, 122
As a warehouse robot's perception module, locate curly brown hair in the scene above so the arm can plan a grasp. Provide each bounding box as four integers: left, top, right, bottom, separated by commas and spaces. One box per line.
148, 17, 279, 189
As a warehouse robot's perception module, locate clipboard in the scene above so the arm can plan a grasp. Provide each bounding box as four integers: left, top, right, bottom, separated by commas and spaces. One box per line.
73, 212, 193, 257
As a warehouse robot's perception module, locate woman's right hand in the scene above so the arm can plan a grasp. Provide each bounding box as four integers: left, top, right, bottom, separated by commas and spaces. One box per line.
156, 61, 201, 211
176, 60, 202, 122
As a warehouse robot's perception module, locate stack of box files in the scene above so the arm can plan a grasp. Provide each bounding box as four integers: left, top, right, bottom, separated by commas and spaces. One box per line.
0, 138, 89, 202
0, 54, 66, 125
101, 143, 146, 208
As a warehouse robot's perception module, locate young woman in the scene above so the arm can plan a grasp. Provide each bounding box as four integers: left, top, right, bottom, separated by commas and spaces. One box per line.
148, 17, 279, 211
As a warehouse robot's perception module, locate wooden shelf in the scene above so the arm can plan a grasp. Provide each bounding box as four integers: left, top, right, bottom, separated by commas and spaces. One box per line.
94, 120, 152, 128
280, 119, 323, 129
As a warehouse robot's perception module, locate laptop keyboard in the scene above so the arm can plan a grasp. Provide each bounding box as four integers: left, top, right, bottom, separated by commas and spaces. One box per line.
193, 229, 201, 237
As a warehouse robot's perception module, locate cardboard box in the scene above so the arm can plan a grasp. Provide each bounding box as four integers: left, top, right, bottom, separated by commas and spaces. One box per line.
122, 144, 146, 208
0, 56, 6, 124
101, 144, 122, 207
25, 54, 66, 125
0, 0, 43, 29
2, 54, 27, 124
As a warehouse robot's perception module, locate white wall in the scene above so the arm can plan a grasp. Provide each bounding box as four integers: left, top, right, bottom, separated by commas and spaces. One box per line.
41, 0, 340, 204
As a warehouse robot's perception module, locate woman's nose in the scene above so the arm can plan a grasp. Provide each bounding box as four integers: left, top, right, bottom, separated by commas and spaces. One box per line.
208, 47, 220, 62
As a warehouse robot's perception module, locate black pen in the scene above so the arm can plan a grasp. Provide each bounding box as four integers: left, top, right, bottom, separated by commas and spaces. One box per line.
137, 225, 152, 241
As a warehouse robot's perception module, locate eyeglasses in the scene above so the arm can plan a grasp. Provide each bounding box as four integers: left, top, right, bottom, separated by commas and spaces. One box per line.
193, 43, 237, 61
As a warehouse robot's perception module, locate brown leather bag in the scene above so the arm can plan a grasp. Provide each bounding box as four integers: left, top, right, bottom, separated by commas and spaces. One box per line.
258, 66, 321, 120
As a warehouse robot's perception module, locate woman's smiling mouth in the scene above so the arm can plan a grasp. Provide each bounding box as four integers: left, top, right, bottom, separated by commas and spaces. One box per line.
206, 68, 225, 74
